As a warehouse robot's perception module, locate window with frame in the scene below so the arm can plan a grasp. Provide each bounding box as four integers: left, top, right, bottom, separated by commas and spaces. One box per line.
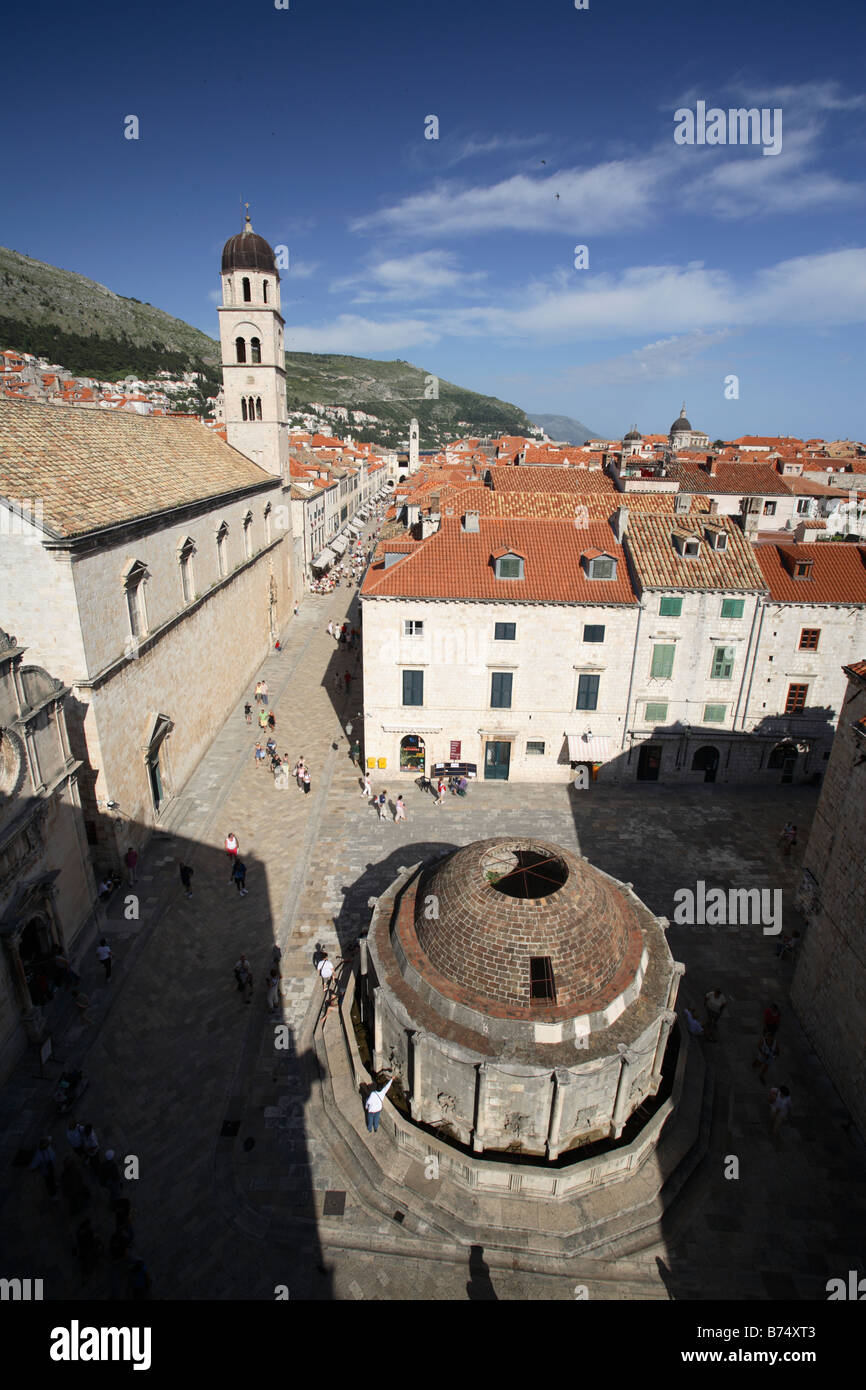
703, 704, 726, 723
645, 702, 668, 722
530, 956, 556, 1002
588, 556, 615, 579
683, 539, 700, 558
720, 599, 744, 619
124, 563, 148, 639
659, 596, 682, 617
404, 620, 424, 637
262, 280, 269, 303
496, 555, 523, 579
179, 540, 195, 604
763, 500, 777, 516
494, 622, 516, 641
785, 683, 808, 714
491, 672, 513, 709
576, 673, 599, 710
402, 670, 423, 706
796, 499, 811, 515
242, 277, 251, 303
799, 628, 820, 651
243, 512, 253, 560
264, 503, 272, 544
583, 624, 605, 643
235, 337, 246, 364
216, 522, 229, 578
651, 644, 675, 679
526, 740, 545, 756
711, 645, 735, 680
250, 337, 261, 365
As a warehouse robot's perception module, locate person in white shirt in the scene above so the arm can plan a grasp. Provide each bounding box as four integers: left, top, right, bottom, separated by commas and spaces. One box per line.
361, 774, 372, 799
316, 953, 335, 996
364, 1077, 394, 1133
96, 938, 112, 981
769, 1085, 792, 1133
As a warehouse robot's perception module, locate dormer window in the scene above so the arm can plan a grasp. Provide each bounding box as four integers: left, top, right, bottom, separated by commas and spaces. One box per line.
794, 559, 813, 579
583, 550, 617, 580
707, 528, 728, 551
673, 532, 701, 558
492, 548, 525, 580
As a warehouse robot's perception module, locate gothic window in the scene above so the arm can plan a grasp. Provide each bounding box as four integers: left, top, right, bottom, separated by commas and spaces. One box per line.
256, 397, 262, 420
247, 396, 256, 421
216, 522, 229, 578
178, 538, 195, 604
241, 398, 248, 421
243, 511, 253, 560
122, 560, 148, 640
264, 503, 272, 544
250, 337, 261, 364
263, 280, 269, 303
242, 277, 251, 303
235, 337, 246, 364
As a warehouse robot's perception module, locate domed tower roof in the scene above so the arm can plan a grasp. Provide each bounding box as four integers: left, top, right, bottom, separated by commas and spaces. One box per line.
410, 838, 645, 1018
624, 425, 641, 441
221, 212, 277, 274
670, 403, 692, 433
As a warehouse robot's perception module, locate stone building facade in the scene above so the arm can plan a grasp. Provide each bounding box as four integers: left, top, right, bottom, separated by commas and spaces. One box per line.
0, 631, 95, 1080
363, 837, 682, 1158
0, 399, 293, 858
791, 660, 866, 1139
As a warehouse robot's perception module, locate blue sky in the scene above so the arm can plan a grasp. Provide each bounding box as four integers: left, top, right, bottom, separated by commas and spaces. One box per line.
2, 0, 865, 440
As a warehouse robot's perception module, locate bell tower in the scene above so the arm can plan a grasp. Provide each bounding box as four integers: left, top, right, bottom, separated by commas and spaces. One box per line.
408, 417, 420, 473
217, 208, 289, 479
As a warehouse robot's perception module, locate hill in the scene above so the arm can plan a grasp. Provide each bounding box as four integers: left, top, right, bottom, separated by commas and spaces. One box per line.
528, 412, 598, 444
0, 247, 533, 449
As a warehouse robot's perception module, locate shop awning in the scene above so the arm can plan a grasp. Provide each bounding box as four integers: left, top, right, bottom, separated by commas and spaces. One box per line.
567, 735, 614, 762
348, 521, 362, 535
331, 535, 348, 555
312, 547, 335, 569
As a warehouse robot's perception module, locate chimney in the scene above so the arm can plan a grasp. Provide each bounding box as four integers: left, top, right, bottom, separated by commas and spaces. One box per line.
462, 511, 480, 533
704, 454, 717, 475
793, 521, 816, 544
707, 498, 718, 515
611, 505, 629, 542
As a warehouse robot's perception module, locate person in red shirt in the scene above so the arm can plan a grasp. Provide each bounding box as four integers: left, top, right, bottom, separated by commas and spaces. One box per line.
763, 1002, 781, 1037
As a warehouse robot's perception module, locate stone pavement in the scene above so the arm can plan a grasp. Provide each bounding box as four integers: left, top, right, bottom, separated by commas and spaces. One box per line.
1, 538, 864, 1301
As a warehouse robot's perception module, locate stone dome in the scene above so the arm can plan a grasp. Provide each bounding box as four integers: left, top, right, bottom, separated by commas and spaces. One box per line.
670, 405, 692, 433
624, 425, 641, 441
411, 838, 645, 1018
221, 215, 277, 274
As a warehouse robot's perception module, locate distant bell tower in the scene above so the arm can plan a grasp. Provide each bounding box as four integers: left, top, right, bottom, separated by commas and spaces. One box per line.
408, 416, 420, 473
218, 208, 289, 479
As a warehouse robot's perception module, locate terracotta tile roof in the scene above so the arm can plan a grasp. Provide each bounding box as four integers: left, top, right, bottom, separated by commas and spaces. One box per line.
733, 436, 805, 448
488, 466, 617, 496
623, 515, 768, 592
668, 461, 793, 497
782, 476, 847, 497
754, 543, 866, 604
0, 397, 275, 540
362, 517, 637, 604
433, 486, 712, 522
844, 659, 866, 681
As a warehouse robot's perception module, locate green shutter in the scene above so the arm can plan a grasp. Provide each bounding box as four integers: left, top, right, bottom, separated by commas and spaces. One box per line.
720, 599, 744, 619
659, 597, 683, 617
651, 644, 675, 679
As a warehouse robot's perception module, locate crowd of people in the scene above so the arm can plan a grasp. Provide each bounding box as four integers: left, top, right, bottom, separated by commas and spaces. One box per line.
682, 984, 795, 1135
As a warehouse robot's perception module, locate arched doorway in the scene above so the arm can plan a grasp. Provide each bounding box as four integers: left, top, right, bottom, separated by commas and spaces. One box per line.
400, 733, 425, 773
692, 745, 720, 783
20, 913, 56, 1006
768, 741, 798, 784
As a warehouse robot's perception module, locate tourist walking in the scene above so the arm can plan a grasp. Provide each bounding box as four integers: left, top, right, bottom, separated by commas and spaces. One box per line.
65, 1118, 85, 1156
364, 1077, 394, 1134
327, 620, 334, 639
244, 702, 252, 725
317, 952, 335, 997
260, 680, 269, 707
254, 681, 263, 705
234, 956, 254, 999
302, 768, 312, 795
763, 1002, 781, 1037
778, 822, 797, 856
267, 711, 276, 733
232, 859, 248, 896
30, 1137, 58, 1199
703, 988, 726, 1040
769, 1085, 792, 1134
255, 742, 266, 770
179, 863, 193, 898
266, 967, 282, 1013
436, 778, 447, 806
394, 795, 406, 823
294, 600, 299, 617
96, 937, 112, 981
377, 790, 388, 821
361, 773, 372, 799
752, 1031, 779, 1083
258, 707, 269, 732
124, 846, 138, 885
683, 1006, 704, 1036
349, 740, 360, 766
224, 833, 240, 879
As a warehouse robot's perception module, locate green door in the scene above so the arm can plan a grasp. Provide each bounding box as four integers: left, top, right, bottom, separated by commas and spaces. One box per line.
484, 741, 511, 781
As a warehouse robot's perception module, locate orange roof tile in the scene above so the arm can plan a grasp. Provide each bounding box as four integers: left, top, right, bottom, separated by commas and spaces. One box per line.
754, 543, 866, 604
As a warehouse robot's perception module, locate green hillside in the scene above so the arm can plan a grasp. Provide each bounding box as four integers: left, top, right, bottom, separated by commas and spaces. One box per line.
0, 247, 533, 447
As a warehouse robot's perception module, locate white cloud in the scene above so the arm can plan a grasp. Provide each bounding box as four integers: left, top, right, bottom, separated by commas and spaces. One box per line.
331, 250, 486, 302
284, 315, 440, 354
549, 332, 733, 390
288, 260, 319, 280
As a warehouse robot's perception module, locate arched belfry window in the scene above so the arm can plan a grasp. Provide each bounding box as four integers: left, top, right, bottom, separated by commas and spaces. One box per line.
242, 277, 251, 303
250, 337, 261, 364
235, 337, 246, 364
241, 398, 248, 421
247, 396, 256, 421
263, 280, 269, 303
256, 397, 262, 420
